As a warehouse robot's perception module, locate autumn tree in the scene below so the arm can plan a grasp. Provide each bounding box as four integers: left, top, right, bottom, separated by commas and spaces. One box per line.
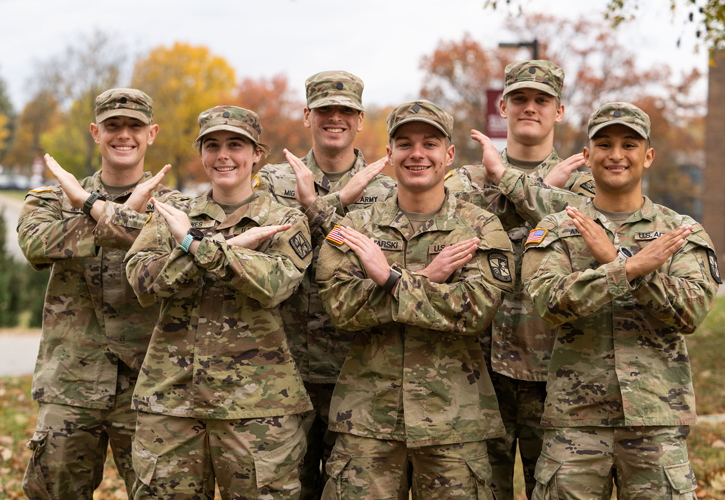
31, 31, 125, 176
232, 74, 310, 172
4, 92, 61, 170
132, 43, 235, 191
354, 105, 396, 178
0, 72, 15, 162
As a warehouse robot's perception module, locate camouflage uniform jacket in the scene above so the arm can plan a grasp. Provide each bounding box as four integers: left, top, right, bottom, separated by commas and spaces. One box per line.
316, 191, 514, 447
523, 196, 719, 427
16, 170, 189, 410
256, 148, 397, 383
444, 149, 595, 382
125, 192, 314, 419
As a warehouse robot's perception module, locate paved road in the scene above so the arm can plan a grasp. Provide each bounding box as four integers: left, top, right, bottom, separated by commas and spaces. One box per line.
0, 192, 25, 260
0, 331, 40, 377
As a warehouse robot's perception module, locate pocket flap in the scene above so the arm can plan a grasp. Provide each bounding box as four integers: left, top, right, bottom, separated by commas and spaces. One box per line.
466, 454, 493, 485
664, 462, 697, 493
254, 424, 307, 488
26, 430, 48, 451
325, 448, 352, 480
534, 453, 562, 484
132, 439, 158, 486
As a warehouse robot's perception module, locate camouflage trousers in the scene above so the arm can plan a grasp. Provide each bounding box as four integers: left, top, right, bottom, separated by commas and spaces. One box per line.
321, 433, 496, 500
299, 382, 337, 500
488, 371, 546, 500
532, 426, 698, 500
22, 361, 137, 500
132, 411, 307, 500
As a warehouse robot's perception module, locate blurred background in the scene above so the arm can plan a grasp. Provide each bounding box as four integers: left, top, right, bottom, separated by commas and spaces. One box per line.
0, 0, 724, 498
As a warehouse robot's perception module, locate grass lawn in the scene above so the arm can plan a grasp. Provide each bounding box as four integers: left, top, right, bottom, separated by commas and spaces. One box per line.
1, 297, 724, 498
0, 191, 28, 201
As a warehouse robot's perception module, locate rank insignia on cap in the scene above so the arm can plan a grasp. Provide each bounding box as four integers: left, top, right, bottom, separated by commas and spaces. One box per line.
326, 225, 345, 245
707, 249, 722, 284
614, 110, 621, 117
529, 67, 536, 74
488, 252, 512, 282
412, 103, 420, 113
336, 82, 343, 90
525, 228, 548, 246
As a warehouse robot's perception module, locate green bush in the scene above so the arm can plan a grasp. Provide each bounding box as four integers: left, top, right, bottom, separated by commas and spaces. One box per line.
0, 209, 49, 328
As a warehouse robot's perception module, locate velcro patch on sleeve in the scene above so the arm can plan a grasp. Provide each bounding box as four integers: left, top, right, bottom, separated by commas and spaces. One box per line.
707, 249, 722, 284
525, 228, 548, 246
289, 231, 312, 260
488, 252, 512, 283
326, 225, 345, 245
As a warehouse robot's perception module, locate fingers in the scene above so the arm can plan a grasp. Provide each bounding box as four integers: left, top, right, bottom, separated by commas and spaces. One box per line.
284, 149, 305, 173
470, 129, 490, 146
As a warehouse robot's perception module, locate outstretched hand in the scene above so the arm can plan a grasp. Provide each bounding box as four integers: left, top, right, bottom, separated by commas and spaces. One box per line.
44, 154, 89, 209
284, 149, 317, 211
471, 130, 506, 185
419, 238, 479, 283
339, 156, 388, 207
543, 153, 585, 188
566, 206, 617, 264
124, 165, 172, 213
227, 224, 291, 250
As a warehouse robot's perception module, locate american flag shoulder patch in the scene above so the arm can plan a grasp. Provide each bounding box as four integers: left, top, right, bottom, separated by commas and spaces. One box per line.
525, 228, 548, 246
326, 225, 345, 245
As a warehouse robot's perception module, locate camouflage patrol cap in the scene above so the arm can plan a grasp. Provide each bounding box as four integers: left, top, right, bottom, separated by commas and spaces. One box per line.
386, 100, 453, 140
587, 102, 650, 139
305, 71, 365, 112
194, 106, 270, 155
95, 88, 153, 125
503, 60, 565, 100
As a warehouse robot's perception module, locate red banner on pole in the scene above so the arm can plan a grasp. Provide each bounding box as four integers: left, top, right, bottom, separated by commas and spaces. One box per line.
485, 89, 507, 139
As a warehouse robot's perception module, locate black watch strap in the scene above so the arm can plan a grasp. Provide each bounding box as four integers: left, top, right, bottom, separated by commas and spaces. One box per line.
382, 267, 402, 295
82, 190, 106, 217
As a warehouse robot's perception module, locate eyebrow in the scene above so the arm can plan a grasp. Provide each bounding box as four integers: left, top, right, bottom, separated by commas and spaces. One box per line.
593, 134, 642, 141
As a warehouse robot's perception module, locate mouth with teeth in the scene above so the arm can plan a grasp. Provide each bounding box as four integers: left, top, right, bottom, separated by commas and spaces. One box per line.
605, 165, 628, 172
324, 127, 345, 134
405, 165, 431, 171
112, 145, 136, 152
214, 166, 237, 172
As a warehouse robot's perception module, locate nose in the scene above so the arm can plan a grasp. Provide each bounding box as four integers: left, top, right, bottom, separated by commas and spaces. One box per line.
410, 142, 425, 159
117, 125, 131, 139
609, 144, 625, 161
217, 144, 231, 159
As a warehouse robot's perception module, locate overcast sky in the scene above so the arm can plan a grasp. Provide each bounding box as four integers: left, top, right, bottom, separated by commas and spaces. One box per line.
0, 0, 709, 112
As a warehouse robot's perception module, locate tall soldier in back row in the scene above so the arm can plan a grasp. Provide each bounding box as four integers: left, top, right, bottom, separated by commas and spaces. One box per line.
17, 89, 187, 499
444, 60, 595, 499
255, 70, 396, 498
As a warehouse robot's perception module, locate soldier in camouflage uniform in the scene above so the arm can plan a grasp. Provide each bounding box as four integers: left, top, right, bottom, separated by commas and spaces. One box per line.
521, 103, 720, 499
17, 88, 189, 500
444, 61, 596, 500
255, 70, 396, 498
316, 100, 515, 499
125, 106, 314, 500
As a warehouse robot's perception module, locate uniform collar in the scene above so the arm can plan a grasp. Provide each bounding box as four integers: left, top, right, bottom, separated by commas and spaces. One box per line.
501, 148, 560, 177
217, 193, 270, 230
92, 170, 152, 199
305, 148, 366, 191
377, 188, 459, 240
584, 196, 656, 232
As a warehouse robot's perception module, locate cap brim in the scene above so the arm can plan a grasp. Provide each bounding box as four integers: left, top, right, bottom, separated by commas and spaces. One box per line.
96, 109, 152, 125
588, 120, 648, 139
503, 81, 559, 99
195, 125, 270, 155
308, 96, 364, 112
389, 117, 450, 139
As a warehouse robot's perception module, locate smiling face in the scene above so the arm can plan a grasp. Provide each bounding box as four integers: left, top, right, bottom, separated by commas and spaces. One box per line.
304, 105, 364, 155
500, 88, 564, 146
386, 121, 455, 196
91, 116, 158, 172
200, 130, 262, 199
584, 123, 654, 196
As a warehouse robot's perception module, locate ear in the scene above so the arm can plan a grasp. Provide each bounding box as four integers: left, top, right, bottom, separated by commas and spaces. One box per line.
356, 111, 364, 132
445, 143, 456, 168
303, 108, 311, 129
583, 146, 591, 170
555, 103, 565, 124
643, 146, 655, 170
90, 123, 100, 144
147, 124, 159, 145
499, 98, 507, 119
253, 146, 264, 164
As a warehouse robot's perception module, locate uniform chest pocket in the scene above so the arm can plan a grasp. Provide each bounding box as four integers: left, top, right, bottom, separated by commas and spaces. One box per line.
426, 243, 463, 282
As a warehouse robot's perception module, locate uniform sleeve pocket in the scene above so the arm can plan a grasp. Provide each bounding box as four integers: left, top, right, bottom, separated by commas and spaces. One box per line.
466, 455, 496, 500
22, 430, 52, 500
254, 423, 307, 489
321, 449, 353, 500
664, 462, 697, 498
132, 438, 158, 486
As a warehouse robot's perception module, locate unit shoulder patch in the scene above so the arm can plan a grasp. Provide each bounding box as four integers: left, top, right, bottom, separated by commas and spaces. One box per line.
706, 249, 722, 284
289, 231, 312, 260
488, 252, 512, 283
326, 225, 345, 245
579, 179, 596, 195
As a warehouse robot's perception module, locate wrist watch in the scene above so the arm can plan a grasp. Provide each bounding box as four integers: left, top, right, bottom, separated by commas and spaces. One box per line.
617, 246, 633, 261
382, 266, 402, 295
82, 190, 106, 217
180, 228, 204, 253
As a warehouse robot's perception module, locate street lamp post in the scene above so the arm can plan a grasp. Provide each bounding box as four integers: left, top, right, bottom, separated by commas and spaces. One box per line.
498, 39, 539, 59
